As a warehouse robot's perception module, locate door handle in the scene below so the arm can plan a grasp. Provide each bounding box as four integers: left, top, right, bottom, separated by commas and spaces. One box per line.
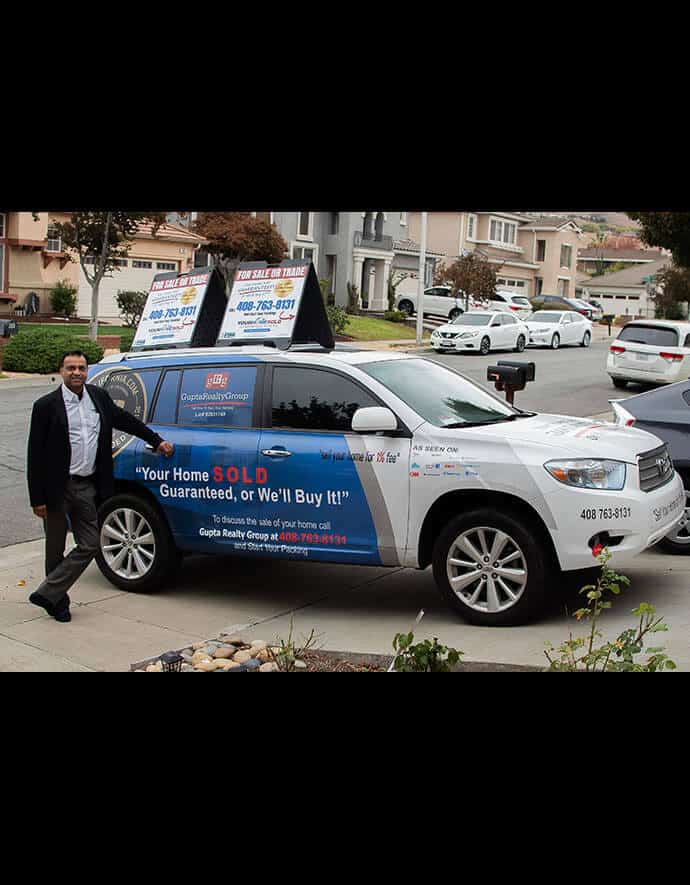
261, 449, 293, 458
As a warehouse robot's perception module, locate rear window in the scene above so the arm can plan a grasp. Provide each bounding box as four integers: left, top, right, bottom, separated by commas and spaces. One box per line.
511, 296, 530, 305
617, 325, 679, 347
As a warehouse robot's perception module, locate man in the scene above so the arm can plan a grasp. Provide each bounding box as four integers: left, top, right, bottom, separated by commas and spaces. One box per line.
26, 350, 174, 622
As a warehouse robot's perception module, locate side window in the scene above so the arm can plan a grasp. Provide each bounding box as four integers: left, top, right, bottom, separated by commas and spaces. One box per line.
684, 334, 690, 348
505, 314, 517, 324
271, 366, 379, 432
152, 370, 181, 424
178, 366, 257, 427
96, 368, 161, 422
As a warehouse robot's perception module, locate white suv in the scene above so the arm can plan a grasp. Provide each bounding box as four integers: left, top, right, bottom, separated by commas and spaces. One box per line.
607, 320, 690, 388
89, 344, 684, 627
397, 286, 481, 322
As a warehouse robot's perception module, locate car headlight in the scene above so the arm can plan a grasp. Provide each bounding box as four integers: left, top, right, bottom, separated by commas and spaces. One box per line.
544, 459, 627, 490
459, 332, 478, 339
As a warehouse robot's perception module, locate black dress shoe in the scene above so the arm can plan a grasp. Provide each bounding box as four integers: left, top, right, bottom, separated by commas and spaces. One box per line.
29, 591, 55, 616
53, 596, 71, 622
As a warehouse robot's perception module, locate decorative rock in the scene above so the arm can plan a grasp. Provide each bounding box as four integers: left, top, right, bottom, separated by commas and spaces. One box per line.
249, 641, 267, 657
181, 664, 195, 672
195, 659, 218, 672
191, 651, 213, 666
213, 647, 235, 659
214, 659, 240, 670
181, 653, 193, 664
259, 662, 279, 673
294, 660, 308, 671
223, 635, 245, 646
233, 649, 253, 664
257, 649, 272, 663
192, 641, 208, 650
146, 662, 163, 672
243, 658, 261, 672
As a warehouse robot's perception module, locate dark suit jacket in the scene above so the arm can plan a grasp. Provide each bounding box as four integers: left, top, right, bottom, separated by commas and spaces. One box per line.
27, 383, 163, 508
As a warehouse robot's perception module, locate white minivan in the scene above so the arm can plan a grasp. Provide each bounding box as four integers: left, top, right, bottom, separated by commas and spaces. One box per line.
607, 320, 690, 388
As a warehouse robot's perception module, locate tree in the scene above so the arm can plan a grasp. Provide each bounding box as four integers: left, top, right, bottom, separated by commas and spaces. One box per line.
628, 212, 690, 267
387, 270, 408, 311
52, 212, 166, 340
433, 252, 501, 310
588, 230, 609, 277
193, 212, 288, 287
650, 264, 690, 319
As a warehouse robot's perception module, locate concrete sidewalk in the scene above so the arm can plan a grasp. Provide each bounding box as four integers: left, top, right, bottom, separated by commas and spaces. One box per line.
1, 537, 687, 671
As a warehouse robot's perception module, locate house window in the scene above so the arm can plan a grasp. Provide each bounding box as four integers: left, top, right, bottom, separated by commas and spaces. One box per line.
0, 213, 5, 238
326, 255, 337, 298
292, 243, 319, 268
329, 212, 339, 235
557, 278, 569, 297
535, 277, 543, 297
467, 214, 477, 239
132, 260, 152, 269
112, 259, 128, 267
297, 212, 313, 239
46, 224, 62, 253
489, 219, 517, 246
560, 244, 572, 268
400, 212, 407, 226
497, 277, 527, 294
156, 261, 177, 270
536, 240, 546, 261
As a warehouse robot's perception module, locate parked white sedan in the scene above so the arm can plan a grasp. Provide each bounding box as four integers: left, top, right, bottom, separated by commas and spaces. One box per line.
526, 310, 593, 349
431, 311, 529, 355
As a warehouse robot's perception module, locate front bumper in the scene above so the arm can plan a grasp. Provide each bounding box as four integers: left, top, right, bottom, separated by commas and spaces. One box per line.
543, 469, 685, 571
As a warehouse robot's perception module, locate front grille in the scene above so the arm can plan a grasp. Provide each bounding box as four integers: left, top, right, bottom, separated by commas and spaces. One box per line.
441, 332, 458, 339
638, 444, 675, 492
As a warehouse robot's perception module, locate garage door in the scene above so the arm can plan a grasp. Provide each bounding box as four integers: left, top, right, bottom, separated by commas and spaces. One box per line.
77, 259, 179, 321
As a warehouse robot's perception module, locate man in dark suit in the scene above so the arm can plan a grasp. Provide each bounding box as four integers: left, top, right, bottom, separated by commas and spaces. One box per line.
27, 350, 174, 622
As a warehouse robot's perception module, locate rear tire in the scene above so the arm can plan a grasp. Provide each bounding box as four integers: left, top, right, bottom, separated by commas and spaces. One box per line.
96, 493, 179, 592
480, 336, 491, 356
612, 378, 628, 389
432, 508, 551, 626
398, 300, 414, 317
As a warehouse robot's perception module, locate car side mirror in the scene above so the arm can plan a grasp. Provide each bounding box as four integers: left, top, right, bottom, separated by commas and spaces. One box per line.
491, 321, 501, 327
351, 406, 398, 433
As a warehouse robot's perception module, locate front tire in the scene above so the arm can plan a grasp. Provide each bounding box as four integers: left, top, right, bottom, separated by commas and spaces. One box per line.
581, 331, 591, 347
551, 333, 560, 349
432, 508, 550, 626
611, 378, 628, 389
480, 336, 491, 355
96, 493, 178, 592
514, 334, 526, 353
398, 300, 414, 317
449, 308, 462, 321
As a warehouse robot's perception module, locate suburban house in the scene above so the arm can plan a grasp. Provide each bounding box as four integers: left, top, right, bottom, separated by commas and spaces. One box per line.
0, 211, 206, 319
407, 213, 584, 300
580, 257, 669, 318
576, 247, 666, 275
249, 212, 444, 310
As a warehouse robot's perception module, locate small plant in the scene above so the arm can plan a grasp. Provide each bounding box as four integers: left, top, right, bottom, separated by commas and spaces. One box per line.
268, 616, 322, 672
387, 270, 408, 312
384, 310, 407, 323
391, 617, 463, 672
119, 329, 135, 352
116, 290, 148, 328
326, 304, 350, 336
49, 279, 78, 317
544, 545, 676, 672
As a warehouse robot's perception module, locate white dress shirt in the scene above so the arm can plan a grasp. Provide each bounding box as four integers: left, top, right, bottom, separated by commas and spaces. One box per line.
61, 384, 101, 476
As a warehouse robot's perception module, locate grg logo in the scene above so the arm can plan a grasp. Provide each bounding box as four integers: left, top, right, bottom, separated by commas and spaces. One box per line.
205, 371, 230, 390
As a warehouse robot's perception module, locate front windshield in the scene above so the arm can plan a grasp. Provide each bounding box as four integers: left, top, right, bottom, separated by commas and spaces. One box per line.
452, 313, 492, 326
359, 358, 516, 428
530, 311, 563, 323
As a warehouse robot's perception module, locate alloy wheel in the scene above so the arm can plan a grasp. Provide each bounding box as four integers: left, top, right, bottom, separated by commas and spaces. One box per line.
445, 526, 528, 614
665, 490, 690, 546
101, 508, 156, 580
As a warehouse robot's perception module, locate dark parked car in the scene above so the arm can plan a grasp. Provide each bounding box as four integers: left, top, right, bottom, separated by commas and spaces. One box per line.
611, 382, 690, 553
530, 295, 591, 317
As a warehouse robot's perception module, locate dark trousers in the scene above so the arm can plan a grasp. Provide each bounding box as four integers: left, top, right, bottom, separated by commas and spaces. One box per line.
37, 476, 100, 605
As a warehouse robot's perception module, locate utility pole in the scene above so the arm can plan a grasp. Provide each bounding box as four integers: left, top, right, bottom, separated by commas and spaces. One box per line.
416, 211, 427, 345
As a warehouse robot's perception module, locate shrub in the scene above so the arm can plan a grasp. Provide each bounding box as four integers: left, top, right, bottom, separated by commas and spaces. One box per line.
391, 631, 463, 672
384, 310, 407, 323
2, 329, 103, 374
49, 279, 78, 317
326, 304, 350, 336
116, 290, 148, 328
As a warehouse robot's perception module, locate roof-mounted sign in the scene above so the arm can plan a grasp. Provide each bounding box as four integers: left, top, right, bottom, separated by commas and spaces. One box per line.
131, 267, 227, 351
216, 260, 334, 350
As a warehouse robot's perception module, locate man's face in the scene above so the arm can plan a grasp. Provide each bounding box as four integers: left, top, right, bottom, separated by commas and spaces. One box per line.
60, 356, 88, 394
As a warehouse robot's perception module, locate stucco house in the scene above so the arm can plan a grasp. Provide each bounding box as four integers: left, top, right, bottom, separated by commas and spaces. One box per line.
0, 211, 206, 319
580, 257, 669, 319
407, 212, 584, 300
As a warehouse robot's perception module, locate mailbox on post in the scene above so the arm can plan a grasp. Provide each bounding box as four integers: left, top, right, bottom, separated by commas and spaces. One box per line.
487, 360, 535, 406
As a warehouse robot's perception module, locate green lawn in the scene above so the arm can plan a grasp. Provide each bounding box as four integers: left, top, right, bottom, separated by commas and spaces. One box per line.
342, 315, 430, 341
